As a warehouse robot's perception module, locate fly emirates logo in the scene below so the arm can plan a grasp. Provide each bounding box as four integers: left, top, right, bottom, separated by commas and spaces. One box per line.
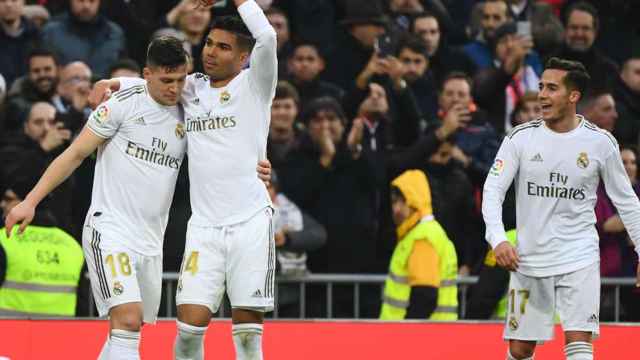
186, 112, 237, 132
126, 137, 181, 170
527, 172, 586, 200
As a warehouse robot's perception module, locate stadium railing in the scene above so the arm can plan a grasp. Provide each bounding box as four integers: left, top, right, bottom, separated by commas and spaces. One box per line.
86, 273, 637, 321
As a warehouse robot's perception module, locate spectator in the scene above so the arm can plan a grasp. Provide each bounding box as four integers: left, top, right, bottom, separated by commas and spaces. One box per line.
617, 146, 640, 321
280, 97, 380, 316
269, 170, 326, 278
422, 137, 477, 275
593, 146, 640, 320
0, 102, 74, 233
3, 48, 59, 133
108, 58, 142, 79
0, 169, 84, 317
268, 81, 302, 170
387, 0, 424, 30
464, 1, 544, 74
267, 169, 327, 318
553, 1, 618, 91
510, 90, 541, 127
395, 33, 438, 120
286, 42, 345, 106
505, 0, 564, 59
266, 7, 292, 78
578, 90, 618, 132
379, 170, 458, 320
410, 12, 476, 88
0, 0, 42, 88
463, 0, 511, 69
53, 61, 92, 123
165, 0, 210, 73
613, 57, 640, 146
275, 0, 336, 55
41, 0, 125, 78
324, 0, 386, 92
22, 4, 50, 29
473, 22, 540, 134
436, 72, 500, 187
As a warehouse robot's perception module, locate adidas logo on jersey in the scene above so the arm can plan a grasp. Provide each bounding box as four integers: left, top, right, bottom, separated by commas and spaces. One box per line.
252, 289, 263, 298
587, 314, 598, 323
133, 117, 146, 126
530, 153, 543, 162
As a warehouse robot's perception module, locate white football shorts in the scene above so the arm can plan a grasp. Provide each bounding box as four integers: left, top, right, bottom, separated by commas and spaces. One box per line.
503, 261, 600, 342
176, 207, 275, 313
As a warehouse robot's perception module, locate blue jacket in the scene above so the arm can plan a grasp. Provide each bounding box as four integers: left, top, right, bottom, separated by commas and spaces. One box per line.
0, 17, 41, 87
42, 13, 125, 77
463, 40, 542, 76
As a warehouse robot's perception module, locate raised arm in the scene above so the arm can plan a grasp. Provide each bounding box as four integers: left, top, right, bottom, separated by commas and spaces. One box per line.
4, 126, 106, 236
237, 0, 277, 102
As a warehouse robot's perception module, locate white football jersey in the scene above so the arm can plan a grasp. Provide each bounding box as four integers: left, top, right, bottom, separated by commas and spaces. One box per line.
86, 85, 187, 255
483, 116, 640, 277
119, 0, 276, 227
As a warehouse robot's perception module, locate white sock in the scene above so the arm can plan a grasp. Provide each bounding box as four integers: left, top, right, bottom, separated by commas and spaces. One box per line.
507, 349, 534, 360
109, 329, 140, 360
232, 323, 263, 360
564, 341, 593, 360
97, 337, 109, 360
174, 320, 207, 360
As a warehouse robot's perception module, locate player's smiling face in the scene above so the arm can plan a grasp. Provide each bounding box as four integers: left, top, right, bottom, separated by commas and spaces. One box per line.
538, 69, 580, 123
203, 29, 250, 82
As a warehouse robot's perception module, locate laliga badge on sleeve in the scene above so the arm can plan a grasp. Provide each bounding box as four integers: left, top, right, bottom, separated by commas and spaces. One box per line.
490, 158, 505, 176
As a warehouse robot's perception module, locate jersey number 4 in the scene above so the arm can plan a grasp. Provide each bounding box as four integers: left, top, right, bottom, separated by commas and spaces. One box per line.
183, 251, 199, 275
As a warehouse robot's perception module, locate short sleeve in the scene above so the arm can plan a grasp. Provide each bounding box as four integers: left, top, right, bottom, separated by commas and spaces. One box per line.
86, 99, 125, 139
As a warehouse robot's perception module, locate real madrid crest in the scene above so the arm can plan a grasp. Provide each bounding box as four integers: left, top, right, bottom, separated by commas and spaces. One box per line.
113, 281, 124, 296
175, 122, 186, 139
508, 316, 519, 331
577, 152, 589, 169
220, 90, 231, 104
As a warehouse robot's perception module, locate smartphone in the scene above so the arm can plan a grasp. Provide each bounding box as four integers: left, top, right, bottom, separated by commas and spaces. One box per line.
517, 21, 531, 38
375, 34, 395, 58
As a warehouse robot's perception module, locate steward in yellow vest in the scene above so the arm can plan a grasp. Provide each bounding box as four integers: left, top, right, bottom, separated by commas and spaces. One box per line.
0, 184, 83, 317
380, 170, 458, 320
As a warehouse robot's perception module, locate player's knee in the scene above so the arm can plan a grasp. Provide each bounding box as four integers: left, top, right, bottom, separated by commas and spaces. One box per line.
509, 341, 535, 359
110, 304, 144, 331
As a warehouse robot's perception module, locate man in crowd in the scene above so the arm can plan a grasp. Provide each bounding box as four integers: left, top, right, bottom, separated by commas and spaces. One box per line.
3, 48, 59, 133
553, 1, 618, 91
0, 102, 74, 233
613, 57, 640, 146
286, 42, 345, 106
42, 0, 126, 77
411, 12, 476, 88
268, 81, 303, 169
579, 90, 618, 132
0, 0, 42, 88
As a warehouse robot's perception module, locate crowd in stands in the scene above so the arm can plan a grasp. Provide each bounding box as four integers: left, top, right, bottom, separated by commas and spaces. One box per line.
0, 0, 639, 320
